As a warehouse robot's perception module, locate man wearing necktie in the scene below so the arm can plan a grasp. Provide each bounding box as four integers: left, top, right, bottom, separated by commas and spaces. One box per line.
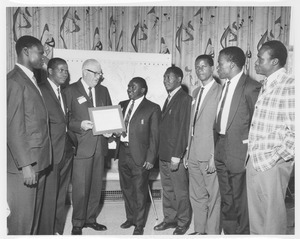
155, 66, 192, 235
114, 77, 161, 235
64, 59, 112, 235
38, 58, 77, 235
214, 47, 261, 234
183, 54, 223, 235
7, 35, 51, 234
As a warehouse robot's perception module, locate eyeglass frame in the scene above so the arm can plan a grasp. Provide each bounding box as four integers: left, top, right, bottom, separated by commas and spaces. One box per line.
85, 69, 104, 77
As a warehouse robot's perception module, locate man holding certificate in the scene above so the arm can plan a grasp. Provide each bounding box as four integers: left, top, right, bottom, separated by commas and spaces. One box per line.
64, 59, 112, 235
114, 77, 161, 235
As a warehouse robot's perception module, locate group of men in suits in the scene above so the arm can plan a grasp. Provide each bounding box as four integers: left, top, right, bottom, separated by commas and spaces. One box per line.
7, 35, 112, 235
7, 35, 294, 236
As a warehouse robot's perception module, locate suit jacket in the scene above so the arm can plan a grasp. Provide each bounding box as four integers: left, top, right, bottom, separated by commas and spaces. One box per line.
38, 80, 77, 165
187, 80, 222, 162
7, 65, 51, 173
115, 98, 161, 166
159, 87, 192, 162
214, 73, 261, 173
63, 79, 112, 158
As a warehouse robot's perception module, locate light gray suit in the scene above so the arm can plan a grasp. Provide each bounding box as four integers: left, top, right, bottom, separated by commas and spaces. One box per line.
186, 80, 222, 234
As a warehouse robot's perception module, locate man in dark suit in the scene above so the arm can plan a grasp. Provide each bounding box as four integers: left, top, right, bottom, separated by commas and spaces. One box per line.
7, 35, 51, 235
155, 66, 192, 235
37, 58, 77, 235
214, 46, 261, 234
183, 54, 222, 235
114, 77, 161, 235
64, 59, 112, 235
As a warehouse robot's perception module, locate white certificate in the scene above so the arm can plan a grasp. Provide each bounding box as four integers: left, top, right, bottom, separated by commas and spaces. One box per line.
88, 105, 125, 135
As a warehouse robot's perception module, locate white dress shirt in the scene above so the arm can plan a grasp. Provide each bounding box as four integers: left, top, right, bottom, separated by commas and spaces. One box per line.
217, 70, 243, 134
121, 95, 144, 142
81, 79, 96, 106
47, 78, 65, 114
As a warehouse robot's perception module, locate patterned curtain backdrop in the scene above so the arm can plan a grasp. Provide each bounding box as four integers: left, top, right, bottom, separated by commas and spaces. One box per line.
6, 6, 291, 92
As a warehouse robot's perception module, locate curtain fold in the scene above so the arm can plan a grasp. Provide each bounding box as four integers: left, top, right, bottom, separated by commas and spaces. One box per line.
6, 6, 291, 91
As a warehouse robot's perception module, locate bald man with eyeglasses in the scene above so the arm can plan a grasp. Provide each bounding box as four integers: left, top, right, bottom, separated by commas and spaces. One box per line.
64, 59, 112, 235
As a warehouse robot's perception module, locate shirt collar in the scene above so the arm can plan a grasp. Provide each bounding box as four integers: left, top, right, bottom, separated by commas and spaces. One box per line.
130, 95, 144, 104
16, 63, 34, 79
169, 85, 181, 98
230, 70, 243, 83
201, 78, 214, 89
47, 78, 60, 93
264, 68, 286, 88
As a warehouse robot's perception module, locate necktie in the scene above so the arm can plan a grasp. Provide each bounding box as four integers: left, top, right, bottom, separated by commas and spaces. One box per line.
88, 87, 94, 106
162, 94, 171, 113
123, 100, 135, 137
216, 80, 231, 133
192, 87, 204, 136
57, 87, 61, 103
57, 87, 65, 114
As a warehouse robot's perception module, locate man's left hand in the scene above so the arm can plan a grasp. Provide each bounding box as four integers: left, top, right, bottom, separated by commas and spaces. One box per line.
143, 161, 154, 170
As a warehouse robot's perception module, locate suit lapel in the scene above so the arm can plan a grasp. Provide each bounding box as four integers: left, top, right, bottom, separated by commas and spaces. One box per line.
95, 85, 103, 107
226, 74, 246, 130
45, 80, 66, 116
121, 100, 130, 116
162, 88, 182, 119
16, 66, 44, 100
191, 86, 200, 114
197, 81, 217, 119
76, 80, 93, 108
130, 98, 146, 121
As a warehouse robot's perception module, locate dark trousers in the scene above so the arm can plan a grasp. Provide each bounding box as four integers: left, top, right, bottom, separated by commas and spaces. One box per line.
7, 169, 46, 235
71, 138, 105, 227
159, 160, 192, 227
118, 143, 150, 227
38, 137, 74, 235
215, 136, 249, 234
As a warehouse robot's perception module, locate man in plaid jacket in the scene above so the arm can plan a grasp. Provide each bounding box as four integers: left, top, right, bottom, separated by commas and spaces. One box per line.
246, 40, 294, 234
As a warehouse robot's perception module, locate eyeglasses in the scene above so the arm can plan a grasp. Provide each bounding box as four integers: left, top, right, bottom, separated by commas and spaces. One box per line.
85, 69, 103, 77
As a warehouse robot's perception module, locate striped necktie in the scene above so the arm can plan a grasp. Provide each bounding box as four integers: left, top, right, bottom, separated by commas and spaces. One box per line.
88, 87, 94, 106
57, 87, 61, 103
122, 100, 135, 137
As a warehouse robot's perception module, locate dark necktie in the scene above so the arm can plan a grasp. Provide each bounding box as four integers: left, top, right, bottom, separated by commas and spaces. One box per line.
192, 86, 204, 136
123, 100, 135, 137
216, 80, 231, 133
162, 94, 171, 113
88, 87, 94, 106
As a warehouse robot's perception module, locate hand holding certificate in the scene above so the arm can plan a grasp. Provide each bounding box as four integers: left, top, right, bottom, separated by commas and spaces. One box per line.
88, 105, 125, 135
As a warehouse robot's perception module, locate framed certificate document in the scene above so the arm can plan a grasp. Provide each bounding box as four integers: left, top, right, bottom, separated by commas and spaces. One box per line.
88, 105, 125, 135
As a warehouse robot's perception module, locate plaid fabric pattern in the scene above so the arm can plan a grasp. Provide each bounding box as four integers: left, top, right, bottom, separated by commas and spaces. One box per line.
248, 69, 295, 172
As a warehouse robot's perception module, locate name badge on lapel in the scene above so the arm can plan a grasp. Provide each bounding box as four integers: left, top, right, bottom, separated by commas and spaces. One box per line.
77, 96, 87, 104
141, 119, 144, 124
